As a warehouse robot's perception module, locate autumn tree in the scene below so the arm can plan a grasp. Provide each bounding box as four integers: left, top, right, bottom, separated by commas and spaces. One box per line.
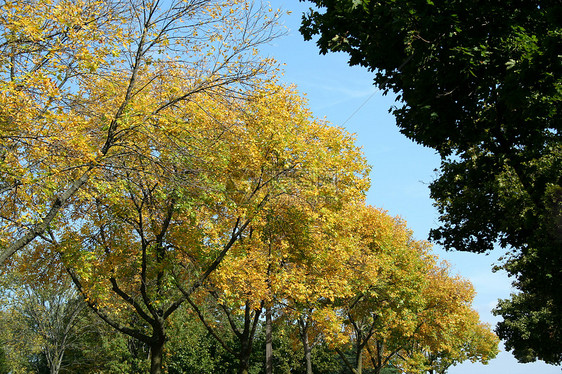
304, 205, 498, 374
420, 318, 499, 374
359, 254, 498, 374
0, 0, 280, 264
1, 0, 284, 371
175, 92, 370, 373
331, 205, 431, 374
1, 0, 125, 262
356, 263, 498, 374
300, 0, 561, 364
395, 265, 499, 374
273, 205, 372, 374
22, 79, 368, 374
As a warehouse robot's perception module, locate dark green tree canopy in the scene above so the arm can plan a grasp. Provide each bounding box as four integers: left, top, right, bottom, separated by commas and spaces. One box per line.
301, 0, 560, 156
300, 0, 561, 365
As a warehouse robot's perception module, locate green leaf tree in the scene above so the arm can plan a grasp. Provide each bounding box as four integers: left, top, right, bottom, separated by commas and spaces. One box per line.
0, 269, 92, 374
300, 0, 561, 364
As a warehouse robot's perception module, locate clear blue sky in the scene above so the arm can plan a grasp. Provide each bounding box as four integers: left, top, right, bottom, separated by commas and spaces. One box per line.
262, 1, 560, 373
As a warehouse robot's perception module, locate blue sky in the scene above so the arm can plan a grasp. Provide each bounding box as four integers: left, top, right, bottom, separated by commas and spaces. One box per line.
262, 1, 560, 373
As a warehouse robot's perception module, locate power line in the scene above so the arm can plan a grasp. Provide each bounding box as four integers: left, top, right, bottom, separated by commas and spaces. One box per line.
341, 55, 413, 126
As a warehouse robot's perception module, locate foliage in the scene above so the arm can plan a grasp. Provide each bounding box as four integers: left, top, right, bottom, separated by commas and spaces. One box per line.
0, 347, 7, 374
0, 0, 287, 372
493, 290, 561, 364
164, 82, 369, 373
399, 266, 499, 374
0, 0, 127, 262
1, 1, 507, 372
167, 303, 239, 374
13, 78, 367, 374
303, 205, 499, 374
300, 0, 561, 364
0, 0, 281, 263
0, 204, 496, 374
0, 272, 86, 374
0, 264, 150, 374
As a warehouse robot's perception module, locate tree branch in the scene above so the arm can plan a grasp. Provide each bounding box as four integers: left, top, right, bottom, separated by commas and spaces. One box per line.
184, 295, 235, 355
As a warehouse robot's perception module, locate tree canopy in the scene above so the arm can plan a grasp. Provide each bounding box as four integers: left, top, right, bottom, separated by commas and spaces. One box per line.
0, 0, 281, 263
300, 0, 561, 364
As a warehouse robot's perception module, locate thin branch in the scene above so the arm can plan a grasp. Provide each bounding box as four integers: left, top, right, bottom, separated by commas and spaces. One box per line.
184, 295, 235, 355
335, 347, 359, 374
66, 268, 152, 344
1, 168, 92, 264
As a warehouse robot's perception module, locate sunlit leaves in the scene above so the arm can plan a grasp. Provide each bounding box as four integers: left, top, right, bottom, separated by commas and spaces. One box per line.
0, 0, 283, 264
295, 204, 499, 373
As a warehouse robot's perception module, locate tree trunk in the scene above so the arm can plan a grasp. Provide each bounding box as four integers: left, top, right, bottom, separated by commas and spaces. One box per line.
52, 351, 63, 374
238, 330, 253, 374
299, 318, 312, 374
355, 340, 363, 374
366, 340, 386, 374
265, 306, 273, 374
150, 337, 165, 374
46, 347, 63, 374
238, 338, 252, 374
304, 334, 313, 374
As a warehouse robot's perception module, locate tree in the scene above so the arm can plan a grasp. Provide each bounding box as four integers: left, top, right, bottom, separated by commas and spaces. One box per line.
336, 207, 429, 374
2, 0, 283, 371
0, 263, 164, 373
257, 198, 372, 374
398, 265, 499, 374
300, 0, 561, 364
0, 0, 280, 264
261, 204, 428, 374
166, 300, 240, 374
180, 115, 370, 373
303, 205, 498, 374
0, 269, 90, 374
0, 0, 127, 262
26, 80, 368, 374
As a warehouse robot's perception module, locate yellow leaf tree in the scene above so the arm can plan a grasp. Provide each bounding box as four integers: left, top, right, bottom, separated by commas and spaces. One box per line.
0, 0, 280, 264
395, 264, 500, 374
302, 204, 499, 374
18, 81, 368, 374
174, 87, 371, 374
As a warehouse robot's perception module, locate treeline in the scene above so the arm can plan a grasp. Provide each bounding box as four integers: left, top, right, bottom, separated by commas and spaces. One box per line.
1, 231, 497, 374
0, 289, 403, 374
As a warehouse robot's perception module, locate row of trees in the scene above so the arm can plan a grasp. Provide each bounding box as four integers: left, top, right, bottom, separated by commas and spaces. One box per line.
1, 0, 497, 373
1, 204, 498, 374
